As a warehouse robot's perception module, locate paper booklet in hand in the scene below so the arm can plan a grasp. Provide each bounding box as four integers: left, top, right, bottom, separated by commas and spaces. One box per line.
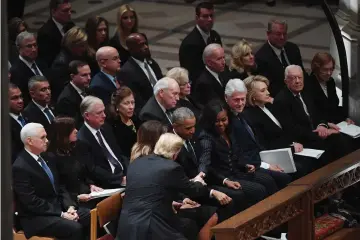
337, 121, 360, 138
89, 188, 125, 199
259, 148, 296, 173
295, 148, 324, 159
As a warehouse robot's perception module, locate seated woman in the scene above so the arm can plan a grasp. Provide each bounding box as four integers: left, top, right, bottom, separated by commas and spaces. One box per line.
116, 133, 215, 240
166, 67, 202, 119
243, 75, 316, 177
8, 17, 28, 64
106, 86, 140, 158
47, 117, 104, 209
109, 4, 138, 66
228, 39, 258, 80
85, 16, 109, 58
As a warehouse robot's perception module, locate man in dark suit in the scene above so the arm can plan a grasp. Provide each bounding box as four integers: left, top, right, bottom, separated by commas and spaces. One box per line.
10, 31, 49, 105
56, 60, 91, 128
9, 83, 27, 163
90, 46, 120, 106
224, 79, 291, 189
192, 43, 228, 108
37, 0, 75, 66
117, 33, 163, 111
77, 96, 128, 188
272, 65, 352, 162
255, 19, 306, 96
139, 77, 180, 127
13, 123, 90, 240
179, 2, 222, 83
23, 76, 55, 133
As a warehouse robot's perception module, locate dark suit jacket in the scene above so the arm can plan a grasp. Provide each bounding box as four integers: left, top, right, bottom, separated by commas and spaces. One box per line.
255, 41, 306, 96
272, 87, 327, 144
192, 69, 228, 108
56, 83, 83, 128
89, 71, 117, 106
139, 96, 172, 127
179, 27, 222, 83
176, 141, 200, 179
116, 154, 209, 240
10, 115, 27, 163
77, 123, 128, 188
13, 150, 75, 238
10, 58, 49, 105
117, 57, 163, 111
37, 19, 75, 66
23, 101, 54, 133
306, 73, 346, 123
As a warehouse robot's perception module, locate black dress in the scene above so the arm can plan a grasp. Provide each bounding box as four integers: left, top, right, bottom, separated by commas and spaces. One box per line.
227, 68, 259, 80
109, 32, 130, 66
177, 97, 202, 120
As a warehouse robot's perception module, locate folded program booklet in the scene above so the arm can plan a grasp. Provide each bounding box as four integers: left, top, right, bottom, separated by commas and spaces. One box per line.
295, 148, 324, 159
89, 188, 125, 199
337, 121, 360, 138
259, 148, 296, 173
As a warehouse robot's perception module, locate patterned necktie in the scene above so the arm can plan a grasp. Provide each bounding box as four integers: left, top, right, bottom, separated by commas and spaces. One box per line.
38, 156, 56, 192
144, 62, 157, 87
31, 63, 41, 75
186, 140, 197, 163
18, 115, 26, 127
43, 108, 54, 122
95, 130, 122, 173
280, 49, 288, 68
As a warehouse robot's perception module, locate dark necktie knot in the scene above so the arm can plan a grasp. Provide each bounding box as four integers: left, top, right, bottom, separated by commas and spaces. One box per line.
18, 115, 26, 127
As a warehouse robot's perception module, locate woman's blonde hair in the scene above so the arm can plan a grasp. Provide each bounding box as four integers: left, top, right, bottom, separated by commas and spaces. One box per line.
154, 133, 184, 160
116, 4, 139, 49
243, 75, 270, 106
166, 67, 189, 86
62, 26, 88, 50
230, 39, 253, 73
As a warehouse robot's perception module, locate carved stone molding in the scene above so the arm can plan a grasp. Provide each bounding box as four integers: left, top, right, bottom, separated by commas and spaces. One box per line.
314, 166, 360, 203
236, 201, 303, 240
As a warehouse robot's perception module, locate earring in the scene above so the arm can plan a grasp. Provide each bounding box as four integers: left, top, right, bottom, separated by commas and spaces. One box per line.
116, 109, 119, 112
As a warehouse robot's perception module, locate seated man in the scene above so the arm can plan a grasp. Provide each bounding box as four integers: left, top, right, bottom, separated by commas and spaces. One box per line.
77, 96, 128, 188
139, 77, 180, 127
13, 123, 90, 240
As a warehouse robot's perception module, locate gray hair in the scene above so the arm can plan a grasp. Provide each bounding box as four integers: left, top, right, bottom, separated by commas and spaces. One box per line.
80, 96, 104, 116
20, 122, 44, 144
153, 77, 179, 95
166, 67, 189, 86
267, 19, 287, 32
224, 78, 247, 97
202, 43, 222, 64
284, 65, 302, 79
16, 31, 36, 48
28, 75, 48, 90
172, 107, 195, 123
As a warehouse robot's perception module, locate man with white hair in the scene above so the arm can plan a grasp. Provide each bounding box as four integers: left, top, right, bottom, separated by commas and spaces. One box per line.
224, 78, 291, 192
272, 65, 351, 162
77, 96, 128, 188
139, 77, 180, 126
13, 123, 90, 240
90, 46, 121, 106
193, 43, 228, 108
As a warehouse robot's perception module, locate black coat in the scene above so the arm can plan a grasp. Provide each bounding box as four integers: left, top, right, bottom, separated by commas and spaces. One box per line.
13, 150, 75, 238
89, 71, 117, 107
10, 115, 27, 163
56, 83, 84, 128
23, 101, 55, 133
179, 27, 222, 83
139, 96, 173, 127
116, 154, 210, 240
176, 97, 202, 120
255, 41, 306, 96
117, 57, 163, 111
176, 141, 200, 179
77, 123, 128, 188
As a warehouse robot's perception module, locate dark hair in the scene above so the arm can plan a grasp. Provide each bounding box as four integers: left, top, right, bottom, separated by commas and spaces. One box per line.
47, 117, 76, 155
108, 86, 134, 119
8, 17, 28, 42
49, 0, 69, 11
85, 16, 109, 51
195, 2, 214, 16
9, 82, 19, 90
69, 60, 88, 75
199, 99, 229, 136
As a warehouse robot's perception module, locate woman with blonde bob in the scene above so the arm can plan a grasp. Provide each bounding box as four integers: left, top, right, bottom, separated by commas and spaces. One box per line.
243, 75, 315, 177
229, 39, 258, 80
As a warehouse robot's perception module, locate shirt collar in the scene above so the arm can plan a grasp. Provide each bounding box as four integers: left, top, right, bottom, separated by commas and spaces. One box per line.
70, 81, 83, 96
132, 57, 146, 67
84, 121, 99, 135
196, 25, 210, 43
155, 97, 167, 113
268, 40, 283, 56
101, 71, 116, 86
25, 148, 40, 161
32, 99, 48, 112
52, 17, 64, 35
19, 55, 34, 68
206, 66, 219, 79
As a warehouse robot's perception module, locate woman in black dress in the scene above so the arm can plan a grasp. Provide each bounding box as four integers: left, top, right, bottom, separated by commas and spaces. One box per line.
109, 4, 139, 66
47, 117, 103, 209
106, 86, 140, 158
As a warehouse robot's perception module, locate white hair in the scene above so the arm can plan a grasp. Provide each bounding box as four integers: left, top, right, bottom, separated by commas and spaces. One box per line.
16, 31, 36, 48
80, 96, 104, 116
202, 43, 222, 64
224, 78, 247, 97
153, 77, 179, 95
20, 123, 44, 144
284, 65, 302, 80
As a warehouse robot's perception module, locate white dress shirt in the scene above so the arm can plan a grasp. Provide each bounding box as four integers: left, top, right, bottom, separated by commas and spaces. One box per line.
155, 97, 172, 124
268, 40, 290, 66
25, 148, 41, 166
205, 66, 223, 86
19, 55, 43, 76
259, 105, 282, 128
132, 57, 157, 83
33, 100, 55, 123
52, 18, 65, 36
70, 82, 85, 99
84, 122, 122, 173
196, 25, 210, 44
319, 82, 328, 97
10, 113, 24, 127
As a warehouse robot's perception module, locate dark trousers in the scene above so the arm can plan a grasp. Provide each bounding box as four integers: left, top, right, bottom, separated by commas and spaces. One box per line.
35, 207, 90, 240
257, 168, 291, 190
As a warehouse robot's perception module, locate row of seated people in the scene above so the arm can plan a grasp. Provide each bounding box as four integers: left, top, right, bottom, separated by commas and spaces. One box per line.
12, 64, 357, 239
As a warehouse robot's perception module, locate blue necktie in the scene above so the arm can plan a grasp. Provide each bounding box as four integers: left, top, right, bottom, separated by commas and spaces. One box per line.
38, 156, 56, 192
43, 108, 54, 122
18, 115, 26, 127
240, 117, 255, 141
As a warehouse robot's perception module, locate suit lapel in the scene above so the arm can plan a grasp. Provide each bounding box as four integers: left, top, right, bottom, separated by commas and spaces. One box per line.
194, 27, 207, 48
129, 58, 153, 87
68, 83, 82, 103
265, 42, 284, 70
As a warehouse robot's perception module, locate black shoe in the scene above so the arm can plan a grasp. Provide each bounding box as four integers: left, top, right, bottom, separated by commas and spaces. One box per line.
266, 0, 276, 7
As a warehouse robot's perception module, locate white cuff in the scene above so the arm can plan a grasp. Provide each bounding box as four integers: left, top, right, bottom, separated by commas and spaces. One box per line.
210, 189, 214, 198
222, 178, 229, 185
260, 162, 270, 169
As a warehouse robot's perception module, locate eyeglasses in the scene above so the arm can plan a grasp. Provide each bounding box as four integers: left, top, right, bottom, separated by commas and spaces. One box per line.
100, 55, 120, 61
287, 75, 303, 81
